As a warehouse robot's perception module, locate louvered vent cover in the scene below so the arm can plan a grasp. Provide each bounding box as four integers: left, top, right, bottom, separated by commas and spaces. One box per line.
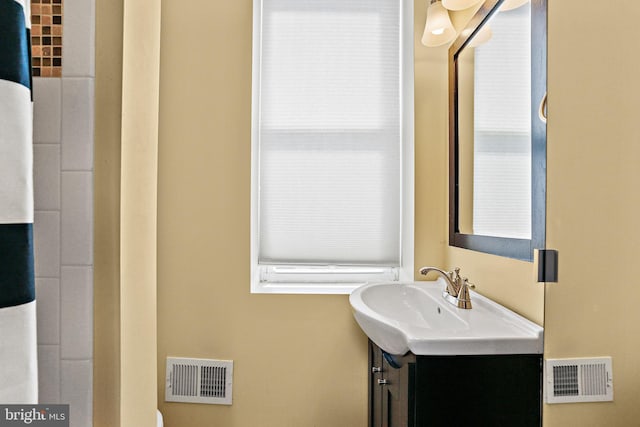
545, 357, 613, 404
165, 357, 233, 405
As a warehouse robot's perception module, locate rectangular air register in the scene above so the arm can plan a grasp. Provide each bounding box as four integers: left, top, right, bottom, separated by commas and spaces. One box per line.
165, 357, 233, 405
545, 357, 613, 404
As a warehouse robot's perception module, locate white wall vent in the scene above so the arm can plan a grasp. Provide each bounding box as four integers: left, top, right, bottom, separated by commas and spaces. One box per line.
545, 357, 613, 404
165, 357, 233, 405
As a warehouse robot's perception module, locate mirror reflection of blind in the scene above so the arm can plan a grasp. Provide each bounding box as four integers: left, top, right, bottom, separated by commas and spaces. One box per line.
473, 5, 531, 239
257, 0, 402, 265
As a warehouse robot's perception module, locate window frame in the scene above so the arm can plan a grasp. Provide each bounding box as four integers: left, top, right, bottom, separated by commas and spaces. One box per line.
250, 0, 414, 294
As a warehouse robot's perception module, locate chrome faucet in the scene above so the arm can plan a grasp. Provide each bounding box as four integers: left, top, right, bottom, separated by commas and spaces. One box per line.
419, 266, 461, 296
419, 266, 474, 309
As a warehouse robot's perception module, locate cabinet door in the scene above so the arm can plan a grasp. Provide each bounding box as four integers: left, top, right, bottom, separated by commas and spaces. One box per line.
381, 352, 410, 427
380, 357, 398, 427
369, 342, 384, 427
369, 341, 415, 427
413, 355, 542, 427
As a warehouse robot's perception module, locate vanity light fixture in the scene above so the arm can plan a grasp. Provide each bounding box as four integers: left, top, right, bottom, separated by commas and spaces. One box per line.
421, 0, 456, 47
422, 0, 529, 49
499, 0, 529, 11
442, 0, 484, 11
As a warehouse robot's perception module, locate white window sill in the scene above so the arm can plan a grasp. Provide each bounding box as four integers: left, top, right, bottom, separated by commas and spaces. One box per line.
250, 266, 413, 295
252, 282, 365, 295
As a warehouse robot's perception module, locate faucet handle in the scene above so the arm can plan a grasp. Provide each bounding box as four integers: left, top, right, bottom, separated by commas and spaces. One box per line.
457, 277, 473, 309
448, 267, 461, 281
460, 277, 476, 291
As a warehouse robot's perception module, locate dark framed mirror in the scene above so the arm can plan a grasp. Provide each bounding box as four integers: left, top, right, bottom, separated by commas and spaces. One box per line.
448, 0, 546, 261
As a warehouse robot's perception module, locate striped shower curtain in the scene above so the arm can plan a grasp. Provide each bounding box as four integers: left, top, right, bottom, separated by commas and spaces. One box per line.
0, 0, 38, 403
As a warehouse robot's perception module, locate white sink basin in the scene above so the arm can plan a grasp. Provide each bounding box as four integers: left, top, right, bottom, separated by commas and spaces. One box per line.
350, 279, 543, 356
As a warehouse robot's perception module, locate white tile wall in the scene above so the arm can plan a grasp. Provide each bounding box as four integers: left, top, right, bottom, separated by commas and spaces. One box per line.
33, 0, 95, 424
61, 172, 93, 265
62, 0, 95, 77
61, 360, 93, 427
61, 266, 93, 359
33, 79, 61, 143
38, 345, 61, 404
33, 144, 61, 210
33, 211, 60, 277
62, 79, 94, 170
35, 278, 60, 345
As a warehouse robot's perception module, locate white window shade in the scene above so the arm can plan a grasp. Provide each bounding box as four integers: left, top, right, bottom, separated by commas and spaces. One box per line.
255, 0, 403, 267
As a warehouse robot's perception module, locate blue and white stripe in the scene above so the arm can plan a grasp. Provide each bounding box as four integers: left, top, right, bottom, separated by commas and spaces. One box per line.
0, 0, 38, 403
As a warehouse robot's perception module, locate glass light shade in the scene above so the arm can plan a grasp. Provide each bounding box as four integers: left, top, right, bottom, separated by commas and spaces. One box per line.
468, 24, 493, 47
421, 1, 456, 47
500, 0, 529, 11
442, 0, 484, 11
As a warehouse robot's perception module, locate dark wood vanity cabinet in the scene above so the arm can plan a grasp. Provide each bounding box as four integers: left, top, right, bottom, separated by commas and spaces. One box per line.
368, 341, 542, 427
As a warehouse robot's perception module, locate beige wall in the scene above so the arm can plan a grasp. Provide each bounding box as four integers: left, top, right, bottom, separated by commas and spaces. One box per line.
94, 0, 123, 424
155, 1, 368, 426
94, 0, 640, 425
414, 0, 448, 278
543, 0, 640, 425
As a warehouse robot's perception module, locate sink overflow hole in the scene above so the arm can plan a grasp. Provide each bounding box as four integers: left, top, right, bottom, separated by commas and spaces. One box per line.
437, 307, 441, 314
